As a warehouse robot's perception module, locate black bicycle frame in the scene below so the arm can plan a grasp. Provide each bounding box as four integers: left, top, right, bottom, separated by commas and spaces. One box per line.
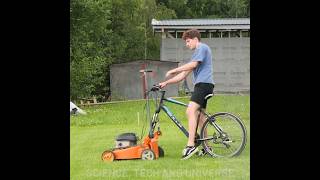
161, 97, 190, 137
149, 90, 210, 138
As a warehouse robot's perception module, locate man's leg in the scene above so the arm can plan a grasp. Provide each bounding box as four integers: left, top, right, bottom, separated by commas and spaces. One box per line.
198, 108, 207, 137
181, 101, 201, 160
186, 101, 201, 146
197, 108, 214, 156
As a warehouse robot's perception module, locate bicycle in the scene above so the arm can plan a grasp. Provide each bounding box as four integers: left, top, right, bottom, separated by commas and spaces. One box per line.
145, 85, 247, 158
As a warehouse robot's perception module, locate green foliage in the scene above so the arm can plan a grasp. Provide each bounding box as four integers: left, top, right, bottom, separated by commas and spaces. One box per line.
70, 0, 113, 99
156, 0, 250, 18
70, 0, 177, 100
109, 0, 176, 61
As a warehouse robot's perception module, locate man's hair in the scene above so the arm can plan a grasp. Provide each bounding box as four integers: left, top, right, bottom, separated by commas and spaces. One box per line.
182, 29, 201, 41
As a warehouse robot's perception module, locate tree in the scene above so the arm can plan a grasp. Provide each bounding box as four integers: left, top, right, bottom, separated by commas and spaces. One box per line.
70, 0, 176, 100
70, 0, 113, 100
156, 0, 250, 18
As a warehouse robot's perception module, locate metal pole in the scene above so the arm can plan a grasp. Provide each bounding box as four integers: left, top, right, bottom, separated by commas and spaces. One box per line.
145, 22, 147, 60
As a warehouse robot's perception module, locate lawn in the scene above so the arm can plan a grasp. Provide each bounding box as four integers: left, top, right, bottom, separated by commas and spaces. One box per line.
70, 95, 250, 179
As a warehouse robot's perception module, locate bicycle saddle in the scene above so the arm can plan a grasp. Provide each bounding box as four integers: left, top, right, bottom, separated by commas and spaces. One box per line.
204, 93, 214, 100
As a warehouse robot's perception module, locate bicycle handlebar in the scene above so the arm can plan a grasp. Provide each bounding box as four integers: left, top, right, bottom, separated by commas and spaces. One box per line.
150, 84, 162, 92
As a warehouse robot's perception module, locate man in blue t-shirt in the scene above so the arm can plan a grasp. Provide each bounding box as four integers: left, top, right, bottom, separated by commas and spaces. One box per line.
159, 29, 214, 160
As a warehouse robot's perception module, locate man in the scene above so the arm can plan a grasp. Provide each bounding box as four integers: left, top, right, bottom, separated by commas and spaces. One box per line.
158, 29, 214, 160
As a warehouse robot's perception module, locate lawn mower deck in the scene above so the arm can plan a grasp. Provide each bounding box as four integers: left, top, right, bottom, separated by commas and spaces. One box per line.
101, 131, 163, 161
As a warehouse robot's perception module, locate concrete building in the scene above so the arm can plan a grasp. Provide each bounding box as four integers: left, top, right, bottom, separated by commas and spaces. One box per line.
151, 18, 250, 93
110, 60, 179, 100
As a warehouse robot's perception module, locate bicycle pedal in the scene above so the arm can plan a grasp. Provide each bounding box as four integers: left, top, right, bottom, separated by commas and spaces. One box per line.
223, 139, 233, 143
196, 149, 206, 156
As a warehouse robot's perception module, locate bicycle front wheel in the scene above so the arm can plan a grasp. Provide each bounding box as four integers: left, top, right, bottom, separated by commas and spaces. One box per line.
200, 112, 247, 157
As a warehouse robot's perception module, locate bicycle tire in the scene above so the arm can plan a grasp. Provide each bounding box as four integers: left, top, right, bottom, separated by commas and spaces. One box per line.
200, 112, 247, 157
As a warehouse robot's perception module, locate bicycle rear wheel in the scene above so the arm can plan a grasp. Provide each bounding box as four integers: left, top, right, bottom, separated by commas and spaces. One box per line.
200, 112, 247, 157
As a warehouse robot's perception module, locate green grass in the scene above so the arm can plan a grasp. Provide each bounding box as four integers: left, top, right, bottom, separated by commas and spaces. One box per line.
71, 95, 250, 179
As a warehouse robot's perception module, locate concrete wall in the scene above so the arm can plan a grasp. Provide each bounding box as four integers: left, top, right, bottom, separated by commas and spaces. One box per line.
160, 38, 250, 93
110, 60, 179, 100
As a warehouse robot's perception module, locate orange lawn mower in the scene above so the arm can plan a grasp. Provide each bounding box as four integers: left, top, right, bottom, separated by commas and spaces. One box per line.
101, 131, 163, 161
101, 85, 165, 162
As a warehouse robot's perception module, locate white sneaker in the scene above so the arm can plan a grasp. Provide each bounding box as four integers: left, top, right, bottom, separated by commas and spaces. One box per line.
181, 146, 199, 160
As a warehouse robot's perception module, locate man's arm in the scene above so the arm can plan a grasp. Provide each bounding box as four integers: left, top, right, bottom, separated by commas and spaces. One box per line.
159, 70, 192, 88
165, 61, 199, 78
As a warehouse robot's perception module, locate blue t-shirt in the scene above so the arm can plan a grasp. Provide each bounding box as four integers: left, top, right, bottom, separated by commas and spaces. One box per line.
190, 43, 214, 85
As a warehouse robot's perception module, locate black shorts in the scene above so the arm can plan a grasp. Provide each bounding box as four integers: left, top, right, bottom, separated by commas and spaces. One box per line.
190, 83, 214, 109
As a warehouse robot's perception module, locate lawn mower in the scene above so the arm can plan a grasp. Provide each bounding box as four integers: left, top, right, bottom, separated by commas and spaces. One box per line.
101, 82, 164, 162
101, 131, 163, 161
